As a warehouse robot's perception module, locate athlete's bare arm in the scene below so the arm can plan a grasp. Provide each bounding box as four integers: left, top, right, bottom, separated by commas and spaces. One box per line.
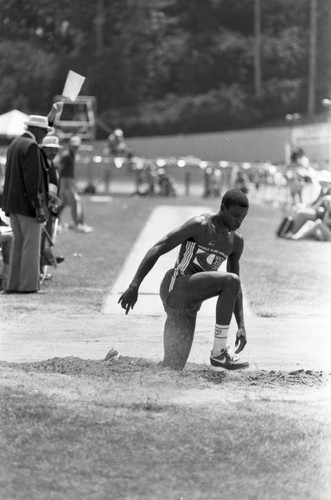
118, 215, 207, 314
227, 233, 247, 353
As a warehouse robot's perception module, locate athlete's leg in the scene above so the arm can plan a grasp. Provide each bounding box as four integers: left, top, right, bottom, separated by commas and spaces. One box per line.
159, 270, 240, 369
160, 270, 199, 369
168, 271, 240, 325
162, 307, 198, 370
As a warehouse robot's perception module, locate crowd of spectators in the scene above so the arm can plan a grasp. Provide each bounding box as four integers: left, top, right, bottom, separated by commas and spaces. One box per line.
132, 161, 177, 197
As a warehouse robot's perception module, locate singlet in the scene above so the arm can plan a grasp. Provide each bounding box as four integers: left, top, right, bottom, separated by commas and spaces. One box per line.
169, 213, 231, 293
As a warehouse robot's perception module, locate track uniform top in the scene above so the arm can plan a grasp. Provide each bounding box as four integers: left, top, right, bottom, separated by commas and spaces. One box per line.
169, 213, 232, 293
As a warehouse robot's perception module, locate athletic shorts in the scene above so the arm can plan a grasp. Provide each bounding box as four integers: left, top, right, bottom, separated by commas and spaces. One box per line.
159, 268, 202, 318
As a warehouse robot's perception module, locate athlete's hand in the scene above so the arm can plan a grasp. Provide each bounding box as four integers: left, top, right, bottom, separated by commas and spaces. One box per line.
235, 327, 247, 354
118, 286, 138, 314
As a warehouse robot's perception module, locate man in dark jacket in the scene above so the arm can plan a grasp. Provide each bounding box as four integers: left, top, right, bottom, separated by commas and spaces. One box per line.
1, 115, 51, 292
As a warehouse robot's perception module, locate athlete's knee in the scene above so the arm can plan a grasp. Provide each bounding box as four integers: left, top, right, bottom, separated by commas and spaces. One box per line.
228, 272, 241, 291
219, 273, 241, 294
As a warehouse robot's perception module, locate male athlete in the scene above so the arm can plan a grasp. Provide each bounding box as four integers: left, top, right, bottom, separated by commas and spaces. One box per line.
119, 189, 250, 371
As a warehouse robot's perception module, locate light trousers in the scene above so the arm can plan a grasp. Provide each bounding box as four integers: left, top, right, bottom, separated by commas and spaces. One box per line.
7, 213, 42, 292
59, 178, 84, 226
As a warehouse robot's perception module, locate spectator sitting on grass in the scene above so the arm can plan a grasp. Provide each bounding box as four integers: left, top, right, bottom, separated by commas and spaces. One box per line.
288, 186, 331, 236
290, 195, 331, 241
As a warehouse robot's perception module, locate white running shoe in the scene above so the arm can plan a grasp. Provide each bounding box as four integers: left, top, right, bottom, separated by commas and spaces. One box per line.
210, 347, 249, 371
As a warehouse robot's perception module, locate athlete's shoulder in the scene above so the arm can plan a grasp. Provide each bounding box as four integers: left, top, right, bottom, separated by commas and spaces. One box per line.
234, 229, 244, 243
180, 213, 209, 240
234, 229, 244, 240
185, 213, 210, 227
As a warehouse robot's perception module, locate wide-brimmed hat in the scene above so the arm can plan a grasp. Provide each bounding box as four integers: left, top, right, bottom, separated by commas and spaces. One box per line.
41, 135, 62, 149
24, 115, 52, 131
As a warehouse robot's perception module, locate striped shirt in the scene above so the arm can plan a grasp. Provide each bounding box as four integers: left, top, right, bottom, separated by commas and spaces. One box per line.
169, 213, 230, 292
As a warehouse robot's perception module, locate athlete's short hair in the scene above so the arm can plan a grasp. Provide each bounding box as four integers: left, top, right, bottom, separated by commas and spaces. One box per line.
221, 189, 249, 209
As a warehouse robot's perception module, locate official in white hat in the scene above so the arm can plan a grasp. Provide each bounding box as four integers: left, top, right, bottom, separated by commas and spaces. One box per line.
41, 135, 63, 209
1, 113, 53, 292
41, 135, 63, 149
24, 115, 52, 132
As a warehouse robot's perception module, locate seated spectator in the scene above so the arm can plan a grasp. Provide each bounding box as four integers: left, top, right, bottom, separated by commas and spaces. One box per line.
276, 185, 331, 238
291, 218, 331, 241
290, 198, 331, 241
290, 186, 331, 234
157, 168, 177, 197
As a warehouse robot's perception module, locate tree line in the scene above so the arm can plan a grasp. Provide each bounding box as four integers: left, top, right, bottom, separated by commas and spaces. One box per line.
0, 0, 330, 138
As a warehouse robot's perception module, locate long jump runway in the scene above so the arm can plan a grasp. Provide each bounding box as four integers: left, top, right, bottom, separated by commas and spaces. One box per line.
102, 205, 331, 371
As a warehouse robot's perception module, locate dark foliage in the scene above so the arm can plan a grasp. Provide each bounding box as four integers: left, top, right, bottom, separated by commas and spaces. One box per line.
0, 0, 330, 136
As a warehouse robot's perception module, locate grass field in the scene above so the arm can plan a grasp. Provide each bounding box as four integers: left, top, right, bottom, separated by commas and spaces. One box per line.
1, 192, 331, 499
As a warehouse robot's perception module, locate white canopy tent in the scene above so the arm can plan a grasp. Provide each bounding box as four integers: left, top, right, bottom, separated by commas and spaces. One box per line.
0, 109, 28, 138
